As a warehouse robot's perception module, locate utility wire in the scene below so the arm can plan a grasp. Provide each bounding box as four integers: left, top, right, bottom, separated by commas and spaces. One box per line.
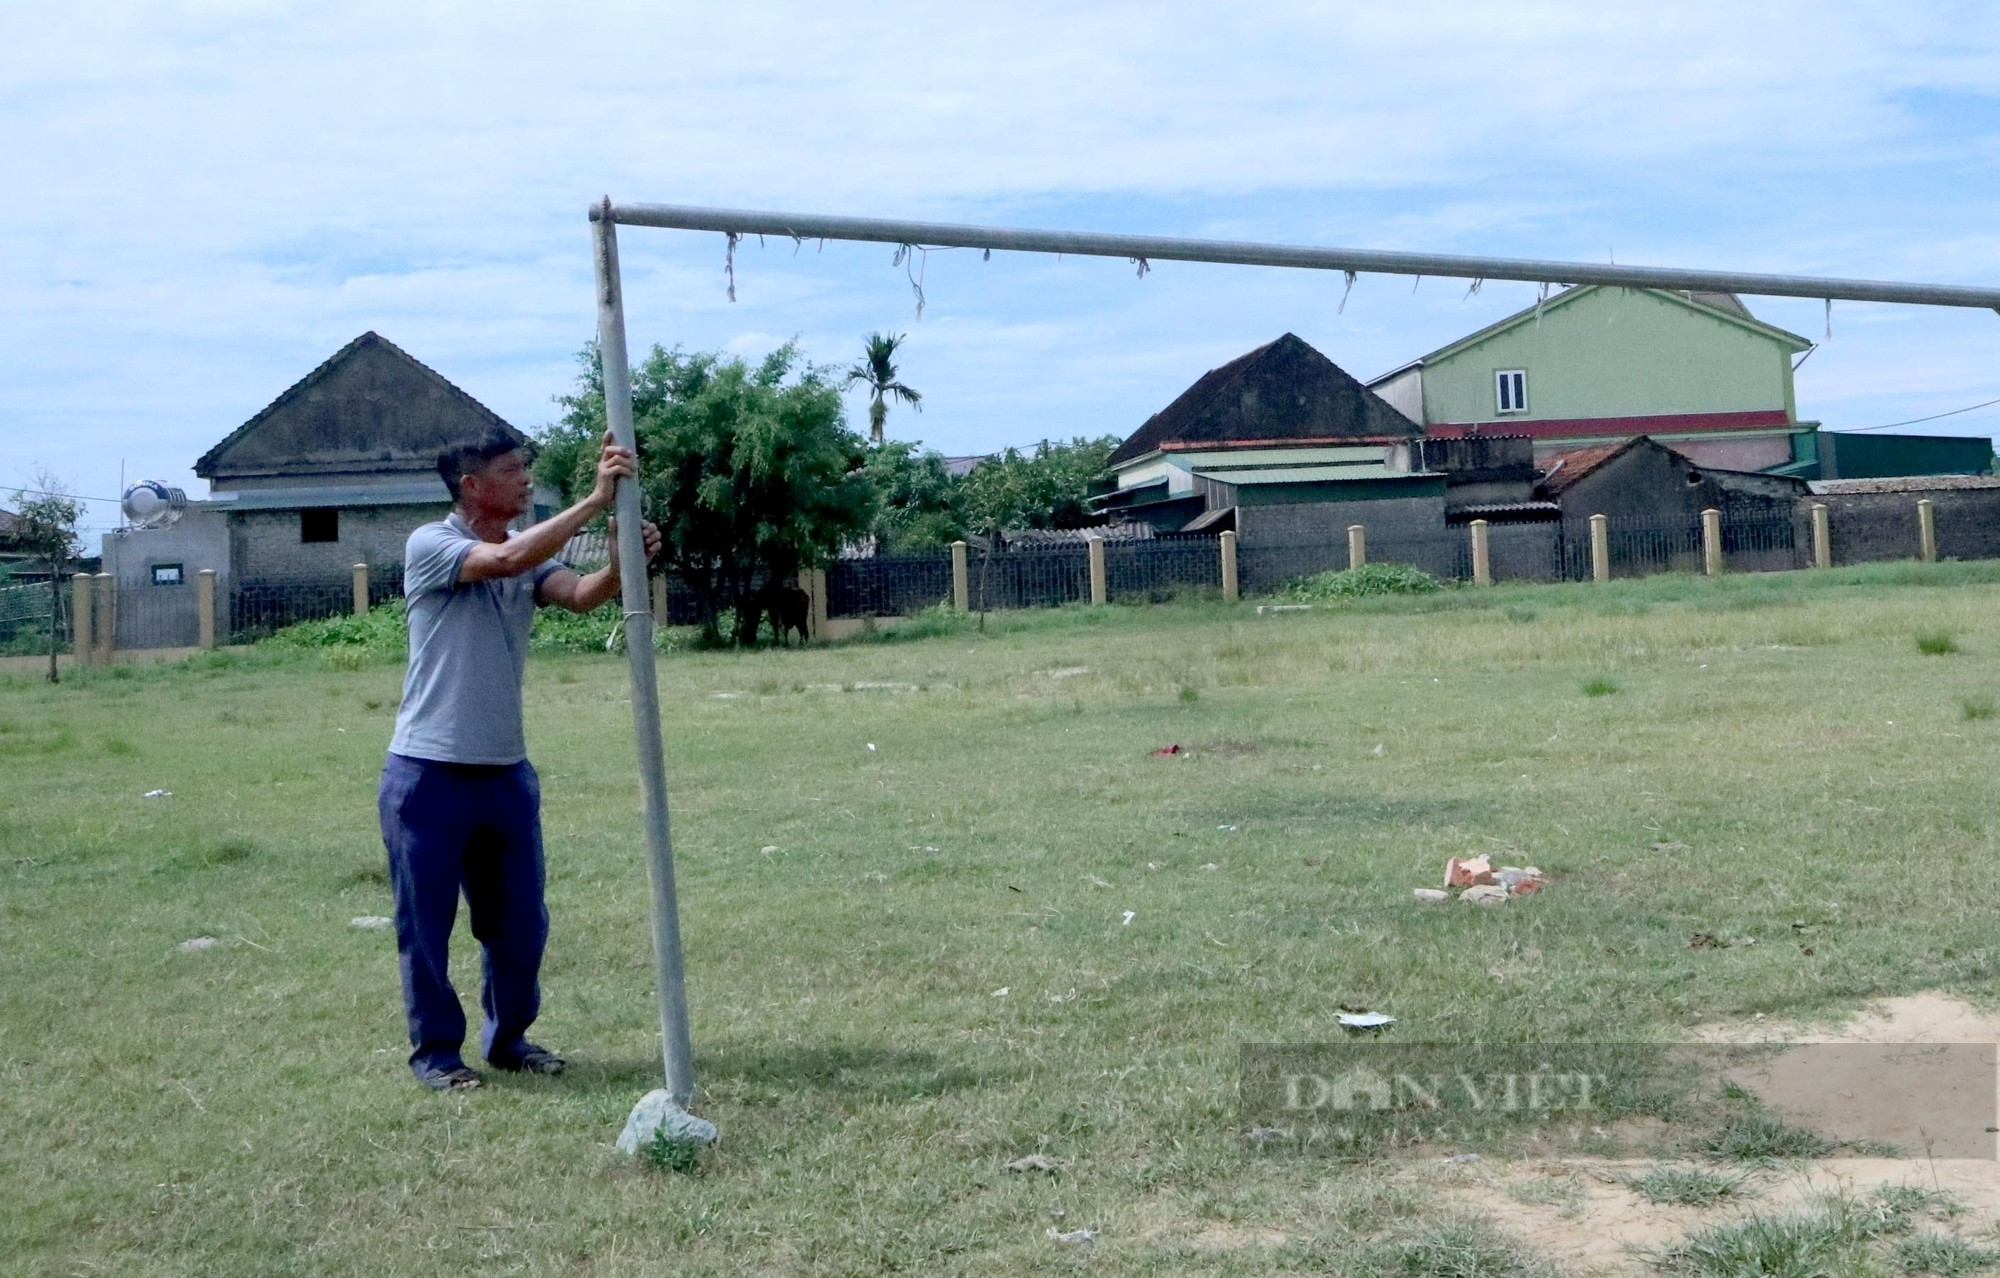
1841, 395, 2000, 433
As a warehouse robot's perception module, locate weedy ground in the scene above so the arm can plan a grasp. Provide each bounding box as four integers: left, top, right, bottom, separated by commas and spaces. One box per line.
7, 562, 2000, 1276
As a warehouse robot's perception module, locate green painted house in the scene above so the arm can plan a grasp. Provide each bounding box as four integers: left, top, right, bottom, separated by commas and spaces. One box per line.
1366, 286, 1819, 475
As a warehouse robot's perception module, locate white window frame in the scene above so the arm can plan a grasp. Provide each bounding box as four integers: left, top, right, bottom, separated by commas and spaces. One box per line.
150, 563, 184, 586
1495, 369, 1528, 414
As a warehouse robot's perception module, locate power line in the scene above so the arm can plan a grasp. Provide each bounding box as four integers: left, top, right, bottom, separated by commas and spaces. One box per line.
9, 487, 123, 504
1841, 395, 2000, 434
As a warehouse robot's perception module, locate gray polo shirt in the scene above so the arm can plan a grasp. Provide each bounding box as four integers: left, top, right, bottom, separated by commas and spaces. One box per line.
388, 513, 563, 765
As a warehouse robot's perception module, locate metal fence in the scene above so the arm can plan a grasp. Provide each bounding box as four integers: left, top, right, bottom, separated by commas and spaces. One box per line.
226, 565, 403, 643
0, 581, 67, 655
816, 510, 1822, 616
826, 551, 957, 616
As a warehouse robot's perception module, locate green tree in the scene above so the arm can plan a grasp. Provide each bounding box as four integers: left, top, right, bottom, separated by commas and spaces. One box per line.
843, 332, 922, 445
9, 472, 83, 683
546, 342, 875, 646
857, 441, 965, 552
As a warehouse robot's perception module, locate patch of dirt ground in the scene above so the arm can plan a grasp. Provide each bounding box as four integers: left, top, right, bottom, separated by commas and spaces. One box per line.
1433, 993, 2000, 1275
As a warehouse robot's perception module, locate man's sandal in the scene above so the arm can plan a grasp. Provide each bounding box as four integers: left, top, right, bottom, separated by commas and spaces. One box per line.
418, 1065, 482, 1091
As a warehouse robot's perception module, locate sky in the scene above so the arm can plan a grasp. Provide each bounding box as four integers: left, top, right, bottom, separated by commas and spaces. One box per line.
5, 1, 2000, 545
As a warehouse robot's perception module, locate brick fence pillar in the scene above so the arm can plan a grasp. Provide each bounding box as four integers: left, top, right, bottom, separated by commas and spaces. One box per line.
1220, 530, 1239, 601
1087, 536, 1107, 606
1701, 508, 1723, 576
1347, 524, 1366, 570
351, 563, 369, 616
1810, 502, 1831, 569
196, 569, 216, 650
1469, 519, 1492, 587
94, 573, 115, 663
71, 573, 94, 666
1589, 513, 1610, 584
1918, 498, 1937, 563
950, 541, 969, 611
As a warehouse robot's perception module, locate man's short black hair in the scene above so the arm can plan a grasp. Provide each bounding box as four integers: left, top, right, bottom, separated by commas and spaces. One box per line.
438, 430, 528, 502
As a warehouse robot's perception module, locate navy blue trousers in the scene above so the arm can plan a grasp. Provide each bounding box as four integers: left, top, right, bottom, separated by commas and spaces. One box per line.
378, 753, 548, 1077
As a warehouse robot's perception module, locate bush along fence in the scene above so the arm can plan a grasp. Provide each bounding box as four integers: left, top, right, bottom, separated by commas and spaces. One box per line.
57, 496, 1964, 658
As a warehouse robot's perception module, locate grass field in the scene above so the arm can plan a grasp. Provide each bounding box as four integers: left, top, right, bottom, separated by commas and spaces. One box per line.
6, 563, 2000, 1276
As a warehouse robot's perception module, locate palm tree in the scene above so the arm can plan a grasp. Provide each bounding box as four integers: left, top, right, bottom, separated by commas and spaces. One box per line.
844, 332, 922, 445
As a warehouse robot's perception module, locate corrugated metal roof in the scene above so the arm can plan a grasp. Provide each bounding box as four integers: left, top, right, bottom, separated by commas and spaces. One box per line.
1451, 501, 1562, 516
204, 482, 450, 510
1196, 464, 1412, 486
1809, 475, 2000, 494
1170, 445, 1388, 469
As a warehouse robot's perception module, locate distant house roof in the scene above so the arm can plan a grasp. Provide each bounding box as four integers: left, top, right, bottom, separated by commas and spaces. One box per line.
1108, 333, 1419, 468
196, 332, 526, 483
941, 455, 990, 478
1537, 440, 1638, 495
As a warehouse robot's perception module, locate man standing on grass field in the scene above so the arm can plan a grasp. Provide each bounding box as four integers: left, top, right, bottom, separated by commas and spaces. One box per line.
380, 428, 659, 1091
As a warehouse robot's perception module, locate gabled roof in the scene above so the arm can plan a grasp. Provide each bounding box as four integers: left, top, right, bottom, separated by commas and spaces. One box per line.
196, 332, 524, 481
1109, 333, 1419, 468
1537, 439, 1644, 496
1372, 286, 1812, 379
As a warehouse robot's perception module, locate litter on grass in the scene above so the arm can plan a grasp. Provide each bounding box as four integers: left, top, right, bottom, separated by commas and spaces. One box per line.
1150, 744, 1182, 756
349, 916, 392, 930
1047, 1227, 1099, 1245
1336, 1011, 1396, 1031
991, 987, 1010, 998
177, 936, 219, 952
143, 789, 172, 798
1426, 856, 1546, 905
1121, 910, 1136, 926
1005, 1154, 1062, 1174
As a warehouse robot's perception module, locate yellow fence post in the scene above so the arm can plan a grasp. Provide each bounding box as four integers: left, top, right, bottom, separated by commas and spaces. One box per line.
1347, 524, 1366, 570
1918, 498, 1937, 563
1219, 529, 1239, 601
71, 572, 94, 666
94, 573, 115, 663
351, 563, 369, 616
1589, 513, 1610, 584
1811, 502, 1831, 569
650, 573, 668, 625
1087, 535, 1107, 606
950, 540, 969, 611
1701, 508, 1723, 576
808, 567, 828, 640
1470, 519, 1492, 587
196, 569, 216, 650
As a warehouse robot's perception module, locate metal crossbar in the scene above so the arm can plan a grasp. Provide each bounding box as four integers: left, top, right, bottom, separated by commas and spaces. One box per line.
596, 202, 2000, 312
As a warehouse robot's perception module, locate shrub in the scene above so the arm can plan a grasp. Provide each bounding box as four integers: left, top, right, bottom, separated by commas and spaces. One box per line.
1279, 563, 1444, 602
1917, 631, 1959, 655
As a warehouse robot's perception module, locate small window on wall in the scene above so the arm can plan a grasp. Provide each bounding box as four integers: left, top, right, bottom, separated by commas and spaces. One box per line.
1496, 369, 1528, 414
301, 508, 339, 543
150, 563, 184, 586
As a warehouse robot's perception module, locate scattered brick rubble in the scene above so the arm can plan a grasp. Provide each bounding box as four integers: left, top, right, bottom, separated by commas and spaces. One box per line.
1418, 854, 1546, 905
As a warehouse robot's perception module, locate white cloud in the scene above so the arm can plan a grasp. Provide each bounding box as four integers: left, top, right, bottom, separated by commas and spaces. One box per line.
3, 0, 1999, 512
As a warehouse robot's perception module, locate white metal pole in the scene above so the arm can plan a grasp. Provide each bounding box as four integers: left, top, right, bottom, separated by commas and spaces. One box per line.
592, 197, 697, 1106
601, 203, 2000, 312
